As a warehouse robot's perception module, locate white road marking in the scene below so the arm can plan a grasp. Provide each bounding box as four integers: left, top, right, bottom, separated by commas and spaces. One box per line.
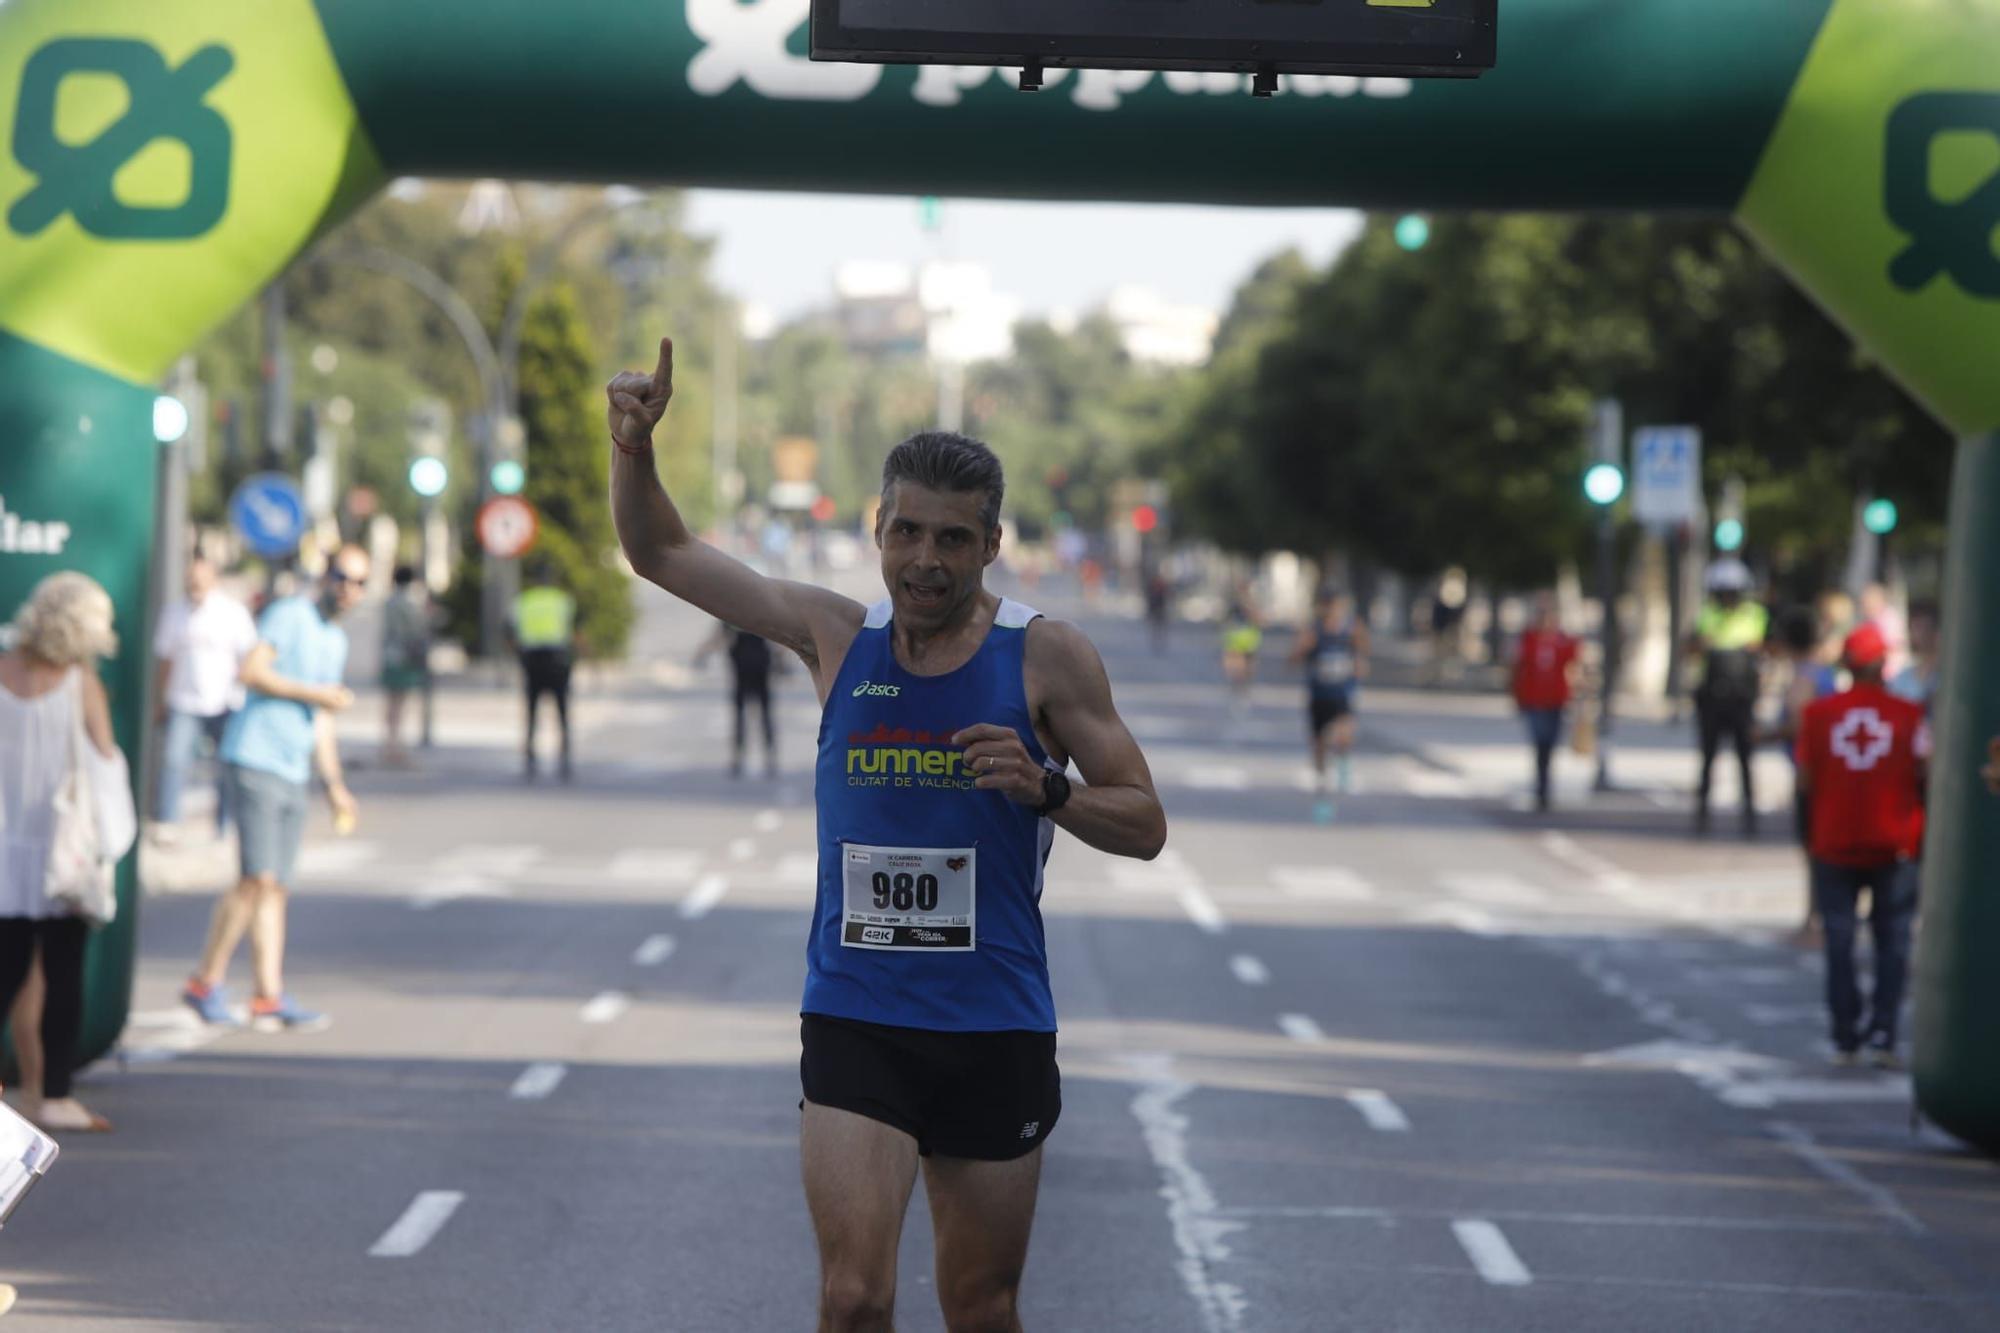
579, 991, 629, 1025
1229, 955, 1269, 986
753, 809, 783, 833
1538, 830, 1633, 886
1402, 768, 1471, 799
1277, 1013, 1324, 1043
409, 876, 513, 911
1122, 1053, 1249, 1333
1438, 873, 1549, 907
1743, 1002, 1826, 1028
633, 934, 677, 966
774, 853, 819, 885
1184, 766, 1250, 791
727, 837, 756, 862
509, 1062, 567, 1100
118, 1007, 226, 1062
1344, 1089, 1411, 1133
1721, 1076, 1914, 1109
1113, 849, 1199, 893
1223, 1204, 1881, 1234
1770, 1121, 1925, 1236
368, 1191, 465, 1258
1408, 902, 1508, 937
1270, 866, 1378, 902
681, 873, 729, 920
1178, 885, 1227, 935
1452, 1219, 1533, 1287
607, 849, 703, 885
296, 840, 383, 877
434, 844, 544, 877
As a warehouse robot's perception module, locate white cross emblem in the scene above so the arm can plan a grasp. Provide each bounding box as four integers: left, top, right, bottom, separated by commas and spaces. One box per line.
1830, 708, 1895, 772
686, 0, 882, 101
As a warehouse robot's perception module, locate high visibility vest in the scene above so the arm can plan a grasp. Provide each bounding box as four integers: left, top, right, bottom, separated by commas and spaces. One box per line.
514, 587, 575, 650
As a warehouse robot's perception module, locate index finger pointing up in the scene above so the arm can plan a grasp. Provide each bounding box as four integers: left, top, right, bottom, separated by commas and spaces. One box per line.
651, 337, 675, 394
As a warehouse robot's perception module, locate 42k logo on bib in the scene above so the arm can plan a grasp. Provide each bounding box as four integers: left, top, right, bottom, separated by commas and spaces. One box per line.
10, 38, 235, 240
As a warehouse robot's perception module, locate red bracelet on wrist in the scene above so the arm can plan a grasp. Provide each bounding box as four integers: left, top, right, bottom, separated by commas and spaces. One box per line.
611, 435, 653, 456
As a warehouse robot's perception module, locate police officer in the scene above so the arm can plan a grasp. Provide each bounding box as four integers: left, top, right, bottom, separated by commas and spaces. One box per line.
509, 563, 578, 781
1688, 558, 1769, 836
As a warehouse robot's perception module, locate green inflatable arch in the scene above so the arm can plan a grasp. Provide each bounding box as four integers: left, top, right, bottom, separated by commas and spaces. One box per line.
2, 0, 1996, 1148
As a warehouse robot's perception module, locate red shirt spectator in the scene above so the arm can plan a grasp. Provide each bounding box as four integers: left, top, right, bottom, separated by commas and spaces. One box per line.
1513, 627, 1579, 711
1796, 629, 1930, 867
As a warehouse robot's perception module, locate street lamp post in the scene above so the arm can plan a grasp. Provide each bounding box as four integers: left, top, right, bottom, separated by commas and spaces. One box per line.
313, 244, 509, 657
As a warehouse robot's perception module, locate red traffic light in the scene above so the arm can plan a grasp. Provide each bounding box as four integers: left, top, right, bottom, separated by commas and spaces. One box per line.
810, 495, 837, 523
1130, 504, 1159, 534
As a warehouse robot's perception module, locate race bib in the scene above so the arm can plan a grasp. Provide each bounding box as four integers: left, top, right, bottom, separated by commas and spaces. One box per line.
1315, 652, 1355, 685
841, 844, 976, 950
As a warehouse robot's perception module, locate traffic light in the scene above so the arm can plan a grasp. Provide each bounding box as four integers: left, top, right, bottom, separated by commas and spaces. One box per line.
1394, 214, 1430, 251
153, 395, 190, 444
1863, 498, 1899, 535
1583, 463, 1625, 506
1713, 518, 1745, 552
1130, 504, 1159, 534
490, 459, 526, 496
409, 456, 448, 498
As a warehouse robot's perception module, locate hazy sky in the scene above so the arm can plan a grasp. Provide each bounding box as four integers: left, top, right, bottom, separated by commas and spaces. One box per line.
683, 190, 1364, 323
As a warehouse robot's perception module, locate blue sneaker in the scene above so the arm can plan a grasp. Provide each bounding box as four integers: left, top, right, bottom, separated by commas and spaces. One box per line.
1313, 799, 1336, 825
250, 995, 331, 1034
182, 981, 239, 1027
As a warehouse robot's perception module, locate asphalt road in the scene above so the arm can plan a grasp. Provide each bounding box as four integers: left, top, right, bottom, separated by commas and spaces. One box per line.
5, 577, 1996, 1331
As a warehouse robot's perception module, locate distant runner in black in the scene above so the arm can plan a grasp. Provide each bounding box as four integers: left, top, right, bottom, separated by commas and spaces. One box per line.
698, 620, 778, 778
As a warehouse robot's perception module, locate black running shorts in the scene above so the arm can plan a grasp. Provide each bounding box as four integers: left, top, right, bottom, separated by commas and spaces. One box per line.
1309, 689, 1354, 734
800, 1014, 1060, 1160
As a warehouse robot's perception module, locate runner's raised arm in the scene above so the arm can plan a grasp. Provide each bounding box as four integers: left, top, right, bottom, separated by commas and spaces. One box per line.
607, 337, 860, 689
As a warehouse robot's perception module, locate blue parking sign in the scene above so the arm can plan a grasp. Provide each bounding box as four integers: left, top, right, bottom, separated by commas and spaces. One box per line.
228, 473, 308, 558
1631, 426, 1701, 526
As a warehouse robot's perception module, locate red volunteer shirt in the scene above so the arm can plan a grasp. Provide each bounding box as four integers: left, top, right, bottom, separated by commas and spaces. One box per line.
1513, 629, 1579, 711
1795, 684, 1930, 866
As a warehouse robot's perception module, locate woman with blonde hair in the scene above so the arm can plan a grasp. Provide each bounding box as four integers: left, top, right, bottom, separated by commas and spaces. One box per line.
0, 571, 123, 1133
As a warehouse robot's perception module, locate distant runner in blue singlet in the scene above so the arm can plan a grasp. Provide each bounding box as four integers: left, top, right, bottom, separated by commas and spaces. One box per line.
606, 336, 1166, 1333
1290, 586, 1370, 823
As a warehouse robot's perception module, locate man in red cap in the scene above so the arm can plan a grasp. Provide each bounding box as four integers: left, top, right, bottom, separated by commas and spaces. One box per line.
1794, 623, 1930, 1066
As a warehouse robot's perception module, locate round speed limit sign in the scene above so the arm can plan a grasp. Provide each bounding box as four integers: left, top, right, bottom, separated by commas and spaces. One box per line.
477, 496, 540, 560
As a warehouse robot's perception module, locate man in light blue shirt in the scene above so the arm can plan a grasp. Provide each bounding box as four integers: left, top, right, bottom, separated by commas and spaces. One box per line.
183, 546, 367, 1033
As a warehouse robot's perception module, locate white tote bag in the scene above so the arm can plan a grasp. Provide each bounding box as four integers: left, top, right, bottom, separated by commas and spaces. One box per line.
44, 671, 134, 927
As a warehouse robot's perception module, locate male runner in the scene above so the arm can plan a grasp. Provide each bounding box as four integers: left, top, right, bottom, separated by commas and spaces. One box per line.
1290, 587, 1368, 823
608, 339, 1166, 1333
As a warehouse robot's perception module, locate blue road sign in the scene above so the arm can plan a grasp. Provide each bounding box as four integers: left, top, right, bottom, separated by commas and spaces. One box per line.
1631, 425, 1701, 526
228, 473, 309, 559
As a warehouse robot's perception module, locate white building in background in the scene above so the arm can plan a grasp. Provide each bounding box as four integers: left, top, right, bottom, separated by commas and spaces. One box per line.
1100, 285, 1219, 367
828, 260, 1021, 365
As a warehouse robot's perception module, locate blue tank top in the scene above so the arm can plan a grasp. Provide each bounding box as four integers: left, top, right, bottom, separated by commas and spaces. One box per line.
1304, 619, 1359, 698
806, 598, 1058, 1033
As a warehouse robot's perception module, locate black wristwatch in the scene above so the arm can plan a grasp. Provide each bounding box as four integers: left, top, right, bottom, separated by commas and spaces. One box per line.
1035, 769, 1072, 817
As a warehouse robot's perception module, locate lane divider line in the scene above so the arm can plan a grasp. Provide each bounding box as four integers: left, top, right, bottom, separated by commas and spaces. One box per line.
727, 837, 756, 862
1451, 1218, 1532, 1287
509, 1062, 567, 1100
1277, 1013, 1324, 1043
1344, 1089, 1411, 1133
633, 934, 677, 966
681, 873, 730, 920
1178, 885, 1227, 935
1229, 955, 1269, 986
580, 991, 630, 1025
368, 1191, 465, 1258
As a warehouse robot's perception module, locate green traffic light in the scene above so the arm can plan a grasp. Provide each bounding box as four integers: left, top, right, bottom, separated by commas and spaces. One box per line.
1863, 498, 1898, 535
409, 456, 448, 498
1394, 214, 1430, 251
491, 459, 526, 496
1583, 463, 1625, 506
1713, 518, 1745, 552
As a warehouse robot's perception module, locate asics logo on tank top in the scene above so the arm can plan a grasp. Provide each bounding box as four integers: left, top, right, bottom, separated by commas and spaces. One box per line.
852, 680, 901, 698
1831, 708, 1895, 771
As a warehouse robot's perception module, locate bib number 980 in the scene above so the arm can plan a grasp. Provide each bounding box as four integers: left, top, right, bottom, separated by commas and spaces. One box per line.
842, 844, 975, 950
872, 871, 940, 913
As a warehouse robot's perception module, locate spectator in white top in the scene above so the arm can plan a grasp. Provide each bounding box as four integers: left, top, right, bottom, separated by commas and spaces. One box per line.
152, 557, 256, 842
